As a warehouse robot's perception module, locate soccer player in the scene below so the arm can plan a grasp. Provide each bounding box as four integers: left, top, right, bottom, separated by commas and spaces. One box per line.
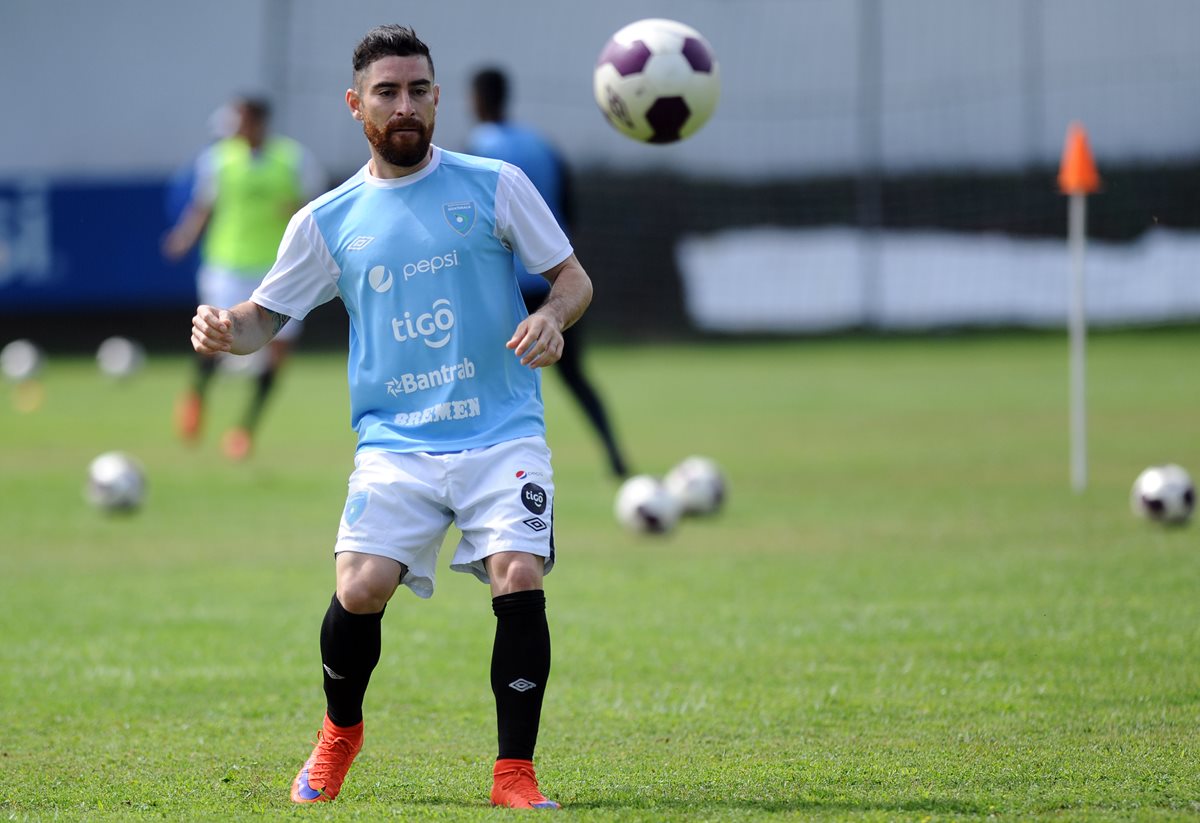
468, 67, 630, 479
164, 95, 325, 460
188, 25, 591, 809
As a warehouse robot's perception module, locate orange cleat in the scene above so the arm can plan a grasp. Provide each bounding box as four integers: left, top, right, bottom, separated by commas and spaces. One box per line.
490, 758, 560, 810
221, 427, 253, 461
290, 715, 363, 803
174, 391, 202, 442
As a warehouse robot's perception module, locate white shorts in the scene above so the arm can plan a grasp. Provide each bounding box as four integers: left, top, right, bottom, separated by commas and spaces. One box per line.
334, 436, 556, 599
198, 263, 303, 344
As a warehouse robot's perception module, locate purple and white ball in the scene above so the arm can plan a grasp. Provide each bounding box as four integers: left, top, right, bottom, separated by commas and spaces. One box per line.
1131, 464, 1195, 525
615, 474, 683, 535
86, 452, 146, 513
664, 456, 726, 516
593, 18, 720, 144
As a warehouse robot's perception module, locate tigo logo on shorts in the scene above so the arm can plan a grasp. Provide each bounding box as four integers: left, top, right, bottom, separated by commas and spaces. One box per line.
521, 483, 547, 514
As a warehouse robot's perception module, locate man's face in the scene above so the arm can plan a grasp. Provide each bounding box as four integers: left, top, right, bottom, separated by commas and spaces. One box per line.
349, 55, 439, 169
234, 104, 266, 144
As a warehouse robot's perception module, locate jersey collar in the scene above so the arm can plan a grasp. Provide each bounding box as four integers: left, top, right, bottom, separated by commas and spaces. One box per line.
363, 146, 442, 188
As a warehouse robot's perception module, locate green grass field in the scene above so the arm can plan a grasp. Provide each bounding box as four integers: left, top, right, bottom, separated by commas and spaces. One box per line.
2, 331, 1198, 821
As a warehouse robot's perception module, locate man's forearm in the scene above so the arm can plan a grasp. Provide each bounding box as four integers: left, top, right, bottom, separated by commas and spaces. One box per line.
228, 301, 288, 354
536, 260, 592, 333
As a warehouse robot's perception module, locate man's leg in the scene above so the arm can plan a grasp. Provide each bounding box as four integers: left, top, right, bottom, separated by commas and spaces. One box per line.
485, 552, 559, 809
223, 339, 292, 460
292, 552, 404, 803
554, 323, 629, 479
175, 354, 217, 441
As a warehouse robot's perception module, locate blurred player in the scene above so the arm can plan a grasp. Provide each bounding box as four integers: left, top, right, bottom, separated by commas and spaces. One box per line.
164, 95, 325, 460
189, 25, 592, 809
468, 67, 630, 479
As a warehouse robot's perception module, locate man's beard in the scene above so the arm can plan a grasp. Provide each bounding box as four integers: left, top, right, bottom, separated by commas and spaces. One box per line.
363, 116, 434, 168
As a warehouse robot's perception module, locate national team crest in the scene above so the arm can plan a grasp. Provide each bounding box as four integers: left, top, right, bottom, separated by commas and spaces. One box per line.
444, 201, 476, 236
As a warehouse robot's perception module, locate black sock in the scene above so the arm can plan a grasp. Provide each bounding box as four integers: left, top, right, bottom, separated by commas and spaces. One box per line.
193, 355, 217, 398
320, 593, 383, 728
242, 368, 277, 432
491, 589, 551, 761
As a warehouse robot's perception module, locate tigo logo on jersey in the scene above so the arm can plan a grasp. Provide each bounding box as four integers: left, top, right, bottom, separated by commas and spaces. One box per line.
368, 265, 394, 293
443, 202, 476, 236
391, 298, 455, 349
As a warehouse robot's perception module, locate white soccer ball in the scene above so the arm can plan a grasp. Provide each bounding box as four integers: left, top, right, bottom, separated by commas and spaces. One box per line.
1, 339, 44, 382
86, 452, 146, 513
615, 474, 682, 534
1130, 464, 1195, 525
96, 336, 146, 379
593, 18, 720, 144
664, 455, 726, 516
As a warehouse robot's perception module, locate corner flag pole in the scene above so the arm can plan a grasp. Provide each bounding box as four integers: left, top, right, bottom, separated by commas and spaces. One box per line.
1057, 122, 1101, 493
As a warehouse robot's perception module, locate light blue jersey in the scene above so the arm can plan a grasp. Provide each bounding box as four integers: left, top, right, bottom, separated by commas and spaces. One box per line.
251, 147, 573, 454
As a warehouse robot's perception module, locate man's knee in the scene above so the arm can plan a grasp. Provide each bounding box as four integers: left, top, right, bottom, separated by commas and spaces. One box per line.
487, 551, 545, 596
336, 554, 405, 613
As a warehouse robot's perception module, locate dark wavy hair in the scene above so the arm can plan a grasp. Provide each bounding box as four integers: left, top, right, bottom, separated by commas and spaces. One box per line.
352, 25, 434, 86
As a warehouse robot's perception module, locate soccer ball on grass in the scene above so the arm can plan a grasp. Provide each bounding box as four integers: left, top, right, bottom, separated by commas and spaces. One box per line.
1, 339, 44, 382
664, 455, 726, 516
86, 452, 146, 513
593, 18, 720, 144
1130, 464, 1194, 525
615, 474, 682, 534
96, 336, 146, 380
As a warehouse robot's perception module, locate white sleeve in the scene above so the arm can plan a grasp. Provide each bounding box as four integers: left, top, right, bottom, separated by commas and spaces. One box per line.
494, 163, 573, 274
250, 208, 341, 320
192, 146, 218, 207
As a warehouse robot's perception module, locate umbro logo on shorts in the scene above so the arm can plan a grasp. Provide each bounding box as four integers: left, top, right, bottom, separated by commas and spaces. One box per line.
522, 517, 547, 532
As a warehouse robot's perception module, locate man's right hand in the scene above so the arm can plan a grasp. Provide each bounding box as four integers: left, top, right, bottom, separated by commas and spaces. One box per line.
191, 305, 234, 354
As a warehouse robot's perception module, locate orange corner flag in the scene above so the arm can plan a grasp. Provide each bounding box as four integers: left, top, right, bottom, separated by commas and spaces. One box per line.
1058, 122, 1100, 195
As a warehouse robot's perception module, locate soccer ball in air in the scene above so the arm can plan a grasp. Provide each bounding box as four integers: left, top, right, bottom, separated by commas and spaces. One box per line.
86, 452, 146, 513
593, 18, 720, 144
615, 474, 682, 534
96, 336, 146, 380
1130, 464, 1195, 525
664, 455, 726, 516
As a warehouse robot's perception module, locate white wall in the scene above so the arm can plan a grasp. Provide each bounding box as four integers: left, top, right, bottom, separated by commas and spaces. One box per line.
4, 0, 1200, 180
677, 227, 1200, 332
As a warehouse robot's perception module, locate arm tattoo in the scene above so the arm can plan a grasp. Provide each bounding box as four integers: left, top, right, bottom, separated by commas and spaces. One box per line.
265, 309, 290, 335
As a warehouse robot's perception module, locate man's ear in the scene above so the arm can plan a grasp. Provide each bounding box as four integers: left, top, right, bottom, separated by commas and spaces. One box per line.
346, 88, 364, 121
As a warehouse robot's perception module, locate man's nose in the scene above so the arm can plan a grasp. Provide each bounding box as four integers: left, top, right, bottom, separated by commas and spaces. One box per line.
393, 92, 416, 116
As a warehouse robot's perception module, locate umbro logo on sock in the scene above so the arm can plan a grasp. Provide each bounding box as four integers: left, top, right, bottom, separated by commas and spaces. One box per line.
323, 664, 346, 681
508, 678, 537, 692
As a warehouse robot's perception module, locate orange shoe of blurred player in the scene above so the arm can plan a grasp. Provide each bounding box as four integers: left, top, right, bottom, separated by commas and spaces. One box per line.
490, 759, 560, 810
221, 427, 253, 461
174, 390, 202, 442
290, 715, 363, 803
